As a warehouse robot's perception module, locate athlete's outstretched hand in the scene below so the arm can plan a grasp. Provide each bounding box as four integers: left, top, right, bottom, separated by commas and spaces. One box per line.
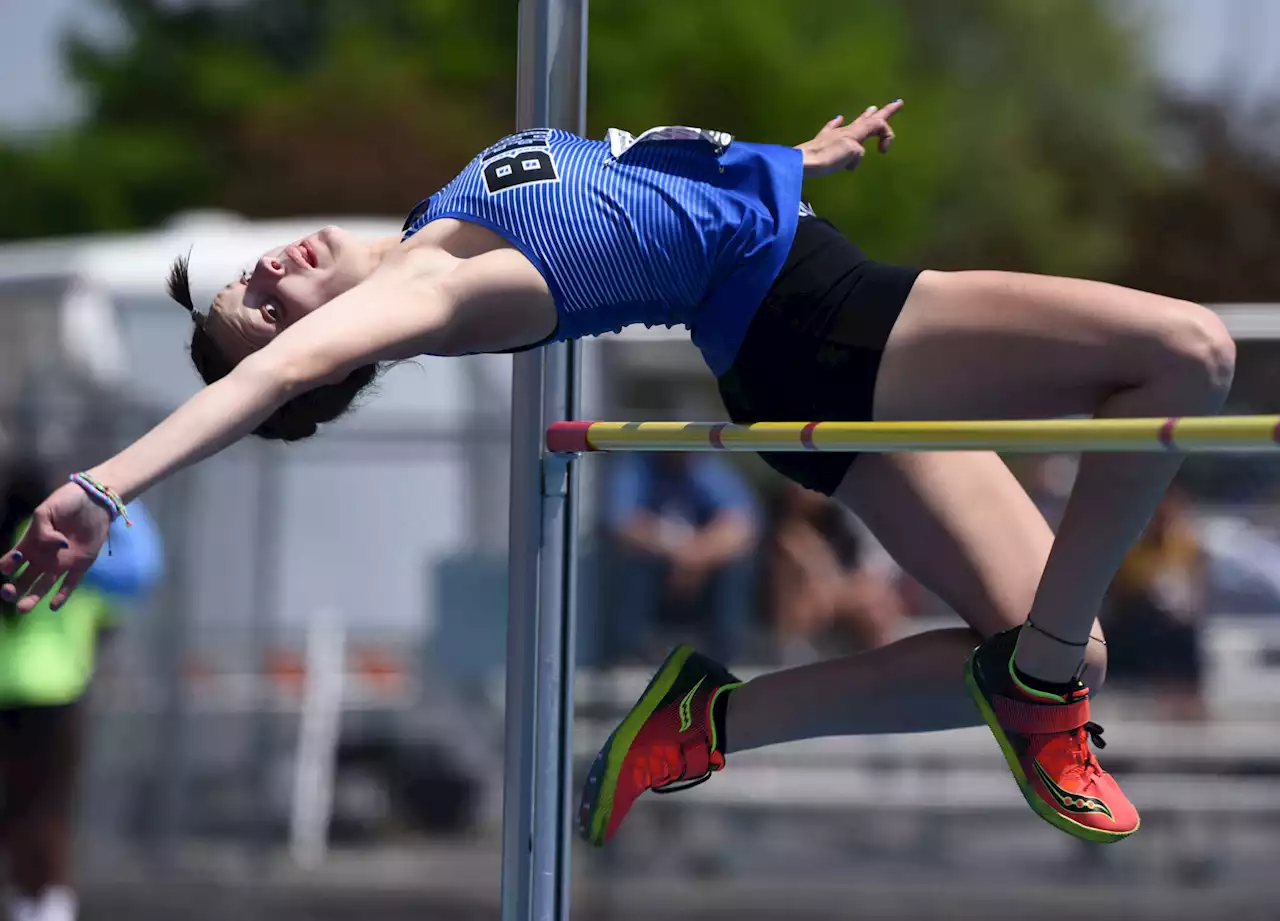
795, 100, 903, 178
0, 483, 111, 614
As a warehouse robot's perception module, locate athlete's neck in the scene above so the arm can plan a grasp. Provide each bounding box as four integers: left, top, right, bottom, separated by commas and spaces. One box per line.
366, 234, 406, 267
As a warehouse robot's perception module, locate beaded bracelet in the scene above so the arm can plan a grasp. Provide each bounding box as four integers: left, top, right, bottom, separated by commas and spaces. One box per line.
70, 472, 134, 527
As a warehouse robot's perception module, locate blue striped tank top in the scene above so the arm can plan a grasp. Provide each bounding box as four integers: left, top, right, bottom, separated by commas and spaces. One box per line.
401, 127, 805, 377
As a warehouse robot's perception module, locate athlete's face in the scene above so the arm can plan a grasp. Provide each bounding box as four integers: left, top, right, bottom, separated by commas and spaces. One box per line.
205, 225, 375, 363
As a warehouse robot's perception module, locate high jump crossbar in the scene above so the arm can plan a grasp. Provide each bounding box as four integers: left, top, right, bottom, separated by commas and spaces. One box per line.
548, 415, 1280, 454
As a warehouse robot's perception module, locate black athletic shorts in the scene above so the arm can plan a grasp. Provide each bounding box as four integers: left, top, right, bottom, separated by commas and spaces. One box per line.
716, 212, 922, 495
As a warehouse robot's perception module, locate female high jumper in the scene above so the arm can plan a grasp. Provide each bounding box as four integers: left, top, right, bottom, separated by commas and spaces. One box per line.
1, 102, 1235, 848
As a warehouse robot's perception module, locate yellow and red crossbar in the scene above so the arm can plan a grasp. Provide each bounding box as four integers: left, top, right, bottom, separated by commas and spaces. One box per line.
547, 416, 1280, 454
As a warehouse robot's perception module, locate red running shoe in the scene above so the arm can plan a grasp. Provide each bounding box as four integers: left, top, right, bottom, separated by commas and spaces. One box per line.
578, 645, 741, 847
966, 628, 1140, 843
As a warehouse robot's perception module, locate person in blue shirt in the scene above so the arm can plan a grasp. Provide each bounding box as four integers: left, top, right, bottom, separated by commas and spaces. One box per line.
5, 103, 1237, 853
604, 453, 758, 665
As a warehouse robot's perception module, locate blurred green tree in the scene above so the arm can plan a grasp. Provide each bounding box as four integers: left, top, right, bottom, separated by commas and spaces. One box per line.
1118, 95, 1280, 302
0, 0, 1168, 280
0, 0, 518, 237
589, 0, 1163, 276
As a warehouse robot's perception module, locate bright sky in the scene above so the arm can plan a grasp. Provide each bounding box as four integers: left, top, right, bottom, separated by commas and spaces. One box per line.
0, 0, 1277, 130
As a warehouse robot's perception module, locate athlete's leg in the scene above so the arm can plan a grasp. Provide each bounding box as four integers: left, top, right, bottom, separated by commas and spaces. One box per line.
869, 270, 1234, 683
581, 265, 1232, 846
725, 451, 1106, 751
724, 270, 1229, 843
836, 269, 1226, 841
577, 452, 1106, 846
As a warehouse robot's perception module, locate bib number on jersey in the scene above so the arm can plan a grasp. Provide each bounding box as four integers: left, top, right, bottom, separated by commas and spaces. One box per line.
481, 130, 559, 194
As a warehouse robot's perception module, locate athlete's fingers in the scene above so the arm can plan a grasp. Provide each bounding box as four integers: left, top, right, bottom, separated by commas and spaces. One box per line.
841, 138, 867, 171
50, 564, 91, 612
0, 558, 29, 601
853, 113, 896, 154
4, 568, 47, 612
0, 548, 23, 578
4, 562, 44, 599
825, 114, 845, 130
878, 99, 905, 120
878, 123, 896, 153
4, 518, 70, 572
15, 585, 51, 615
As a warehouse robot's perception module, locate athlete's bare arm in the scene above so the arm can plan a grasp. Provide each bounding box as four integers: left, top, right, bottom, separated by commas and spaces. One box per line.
0, 248, 557, 612
102, 247, 553, 496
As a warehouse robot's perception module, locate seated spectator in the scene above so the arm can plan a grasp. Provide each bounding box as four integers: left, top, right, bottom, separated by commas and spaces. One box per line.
1102, 484, 1208, 721
603, 453, 759, 665
766, 482, 906, 664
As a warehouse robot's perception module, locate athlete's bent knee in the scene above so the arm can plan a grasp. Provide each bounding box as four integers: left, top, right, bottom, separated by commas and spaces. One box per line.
1155, 303, 1236, 409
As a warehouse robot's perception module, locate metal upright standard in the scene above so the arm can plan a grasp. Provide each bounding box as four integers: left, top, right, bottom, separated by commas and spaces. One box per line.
502, 3, 587, 921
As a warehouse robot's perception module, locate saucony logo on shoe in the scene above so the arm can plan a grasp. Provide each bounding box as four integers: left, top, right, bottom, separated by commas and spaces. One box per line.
1033, 759, 1115, 821
679, 676, 706, 732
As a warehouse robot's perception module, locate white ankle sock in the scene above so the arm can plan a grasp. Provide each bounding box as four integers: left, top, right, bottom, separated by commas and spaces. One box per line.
6, 887, 77, 921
